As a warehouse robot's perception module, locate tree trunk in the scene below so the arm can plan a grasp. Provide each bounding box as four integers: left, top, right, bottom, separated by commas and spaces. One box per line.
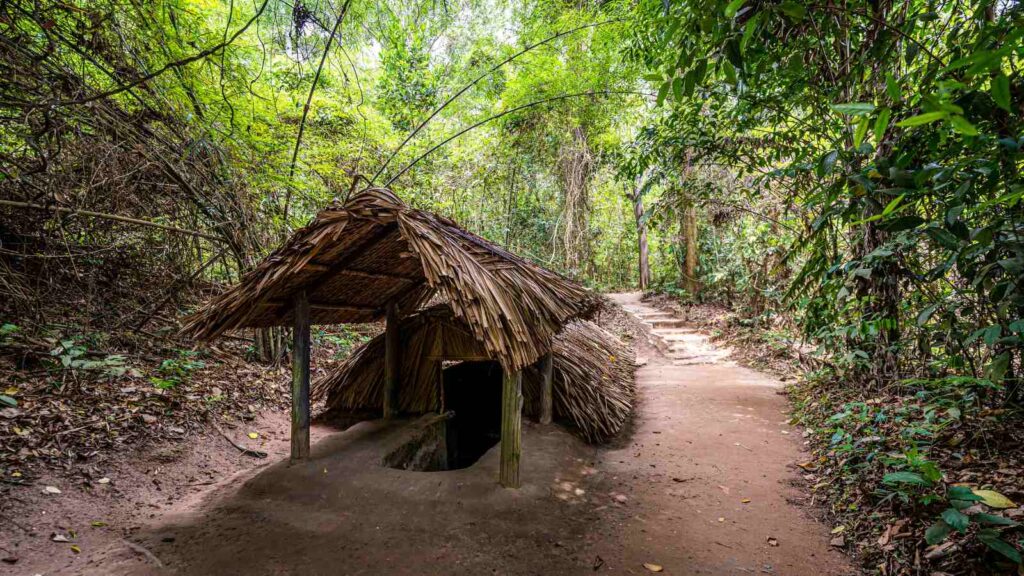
633, 189, 651, 291
680, 201, 700, 296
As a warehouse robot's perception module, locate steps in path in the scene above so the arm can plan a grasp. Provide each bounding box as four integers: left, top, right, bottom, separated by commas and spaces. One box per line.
621, 300, 732, 365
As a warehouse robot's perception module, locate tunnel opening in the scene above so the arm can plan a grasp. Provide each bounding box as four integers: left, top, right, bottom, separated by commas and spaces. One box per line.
381, 361, 503, 471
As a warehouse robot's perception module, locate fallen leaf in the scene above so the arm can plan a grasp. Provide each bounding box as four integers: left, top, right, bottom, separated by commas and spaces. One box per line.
91, 521, 107, 527
247, 432, 259, 439
97, 477, 110, 484
718, 517, 725, 522
51, 534, 70, 543
741, 499, 751, 504
43, 486, 61, 495
972, 489, 1017, 509
70, 545, 81, 554
643, 563, 663, 572
831, 525, 845, 534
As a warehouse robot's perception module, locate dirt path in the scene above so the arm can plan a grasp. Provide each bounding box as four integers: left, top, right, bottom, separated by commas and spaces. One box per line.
41, 294, 853, 575
586, 292, 852, 575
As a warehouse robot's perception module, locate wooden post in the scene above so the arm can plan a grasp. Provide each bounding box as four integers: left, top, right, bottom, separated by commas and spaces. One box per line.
539, 351, 554, 425
383, 301, 400, 418
291, 290, 311, 462
500, 368, 523, 488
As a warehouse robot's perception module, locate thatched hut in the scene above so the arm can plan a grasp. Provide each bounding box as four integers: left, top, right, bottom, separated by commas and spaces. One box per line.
314, 305, 634, 444
184, 188, 606, 487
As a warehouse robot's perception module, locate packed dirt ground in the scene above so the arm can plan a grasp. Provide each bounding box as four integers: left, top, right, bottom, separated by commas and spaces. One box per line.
2, 295, 854, 575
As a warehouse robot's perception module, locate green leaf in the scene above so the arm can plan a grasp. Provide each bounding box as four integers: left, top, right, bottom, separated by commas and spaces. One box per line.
949, 485, 984, 502
925, 521, 952, 545
0, 394, 16, 407
885, 74, 901, 101
949, 115, 979, 136
741, 13, 761, 53
973, 513, 1019, 527
977, 529, 1022, 564
853, 117, 870, 148
883, 471, 928, 485
897, 111, 948, 127
881, 193, 906, 216
985, 353, 1010, 383
778, 1, 806, 19
656, 80, 671, 106
991, 73, 1011, 112
873, 108, 891, 145
916, 304, 939, 326
724, 0, 746, 18
942, 508, 970, 533
831, 102, 875, 116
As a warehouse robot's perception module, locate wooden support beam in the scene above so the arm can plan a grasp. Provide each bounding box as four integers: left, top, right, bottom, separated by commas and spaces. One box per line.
291, 290, 311, 462
338, 268, 419, 282
500, 368, 523, 488
539, 351, 554, 425
383, 301, 400, 418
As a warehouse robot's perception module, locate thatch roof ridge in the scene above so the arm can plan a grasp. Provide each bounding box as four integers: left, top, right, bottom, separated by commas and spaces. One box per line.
183, 188, 598, 371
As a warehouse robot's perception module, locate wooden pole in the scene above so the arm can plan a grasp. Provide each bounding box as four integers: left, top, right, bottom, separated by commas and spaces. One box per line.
539, 351, 554, 425
291, 290, 311, 462
383, 301, 400, 418
500, 368, 523, 488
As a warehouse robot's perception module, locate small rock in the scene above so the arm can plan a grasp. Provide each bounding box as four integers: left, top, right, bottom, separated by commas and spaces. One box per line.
141, 414, 157, 425
51, 534, 70, 543
97, 477, 110, 484
43, 486, 61, 495
614, 494, 628, 503
830, 535, 845, 547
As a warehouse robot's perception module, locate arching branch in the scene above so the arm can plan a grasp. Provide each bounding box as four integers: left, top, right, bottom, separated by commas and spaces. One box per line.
371, 18, 625, 184
385, 90, 654, 186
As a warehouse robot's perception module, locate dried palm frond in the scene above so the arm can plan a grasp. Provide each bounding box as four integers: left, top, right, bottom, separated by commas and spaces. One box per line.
183, 188, 598, 371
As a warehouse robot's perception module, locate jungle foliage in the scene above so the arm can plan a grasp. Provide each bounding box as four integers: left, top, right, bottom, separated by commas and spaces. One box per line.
0, 0, 1022, 571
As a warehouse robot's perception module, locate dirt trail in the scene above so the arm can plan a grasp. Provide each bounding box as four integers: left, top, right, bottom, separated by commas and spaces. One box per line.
588, 292, 852, 574
45, 293, 853, 575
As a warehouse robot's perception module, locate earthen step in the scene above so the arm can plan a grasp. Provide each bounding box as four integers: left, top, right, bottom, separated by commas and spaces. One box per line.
648, 318, 688, 328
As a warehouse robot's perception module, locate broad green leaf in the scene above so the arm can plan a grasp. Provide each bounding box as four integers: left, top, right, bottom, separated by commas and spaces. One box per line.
924, 521, 952, 545
830, 102, 875, 116
881, 193, 906, 216
977, 529, 1022, 563
724, 0, 746, 18
885, 74, 901, 101
973, 489, 1017, 509
916, 304, 939, 326
0, 394, 16, 407
741, 13, 761, 53
873, 108, 891, 145
991, 73, 1011, 112
897, 111, 948, 127
949, 115, 979, 136
853, 117, 870, 148
778, 1, 806, 19
941, 508, 970, 533
949, 486, 983, 502
883, 471, 928, 485
973, 513, 1019, 527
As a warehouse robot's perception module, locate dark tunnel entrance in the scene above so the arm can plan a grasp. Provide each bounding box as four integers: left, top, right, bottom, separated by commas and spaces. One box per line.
442, 360, 503, 469
382, 360, 502, 472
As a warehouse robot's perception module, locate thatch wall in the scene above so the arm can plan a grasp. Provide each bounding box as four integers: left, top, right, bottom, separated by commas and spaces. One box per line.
183, 188, 598, 371
313, 306, 635, 443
